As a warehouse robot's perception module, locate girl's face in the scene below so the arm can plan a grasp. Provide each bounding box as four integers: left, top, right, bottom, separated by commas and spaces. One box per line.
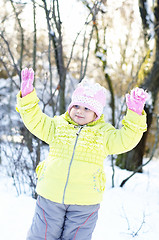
69, 105, 96, 125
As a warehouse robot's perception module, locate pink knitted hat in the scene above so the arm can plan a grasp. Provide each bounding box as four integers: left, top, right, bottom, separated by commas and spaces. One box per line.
68, 80, 106, 120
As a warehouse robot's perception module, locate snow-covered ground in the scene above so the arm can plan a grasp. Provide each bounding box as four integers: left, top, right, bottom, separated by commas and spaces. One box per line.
0, 158, 159, 240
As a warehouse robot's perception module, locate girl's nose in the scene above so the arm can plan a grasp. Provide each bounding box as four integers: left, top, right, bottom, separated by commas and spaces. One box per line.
77, 107, 83, 114
77, 108, 81, 113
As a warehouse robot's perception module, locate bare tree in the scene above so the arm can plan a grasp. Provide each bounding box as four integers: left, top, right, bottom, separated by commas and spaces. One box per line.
33, 0, 37, 74
0, 0, 40, 198
9, 0, 24, 79
116, 0, 159, 172
41, 0, 66, 114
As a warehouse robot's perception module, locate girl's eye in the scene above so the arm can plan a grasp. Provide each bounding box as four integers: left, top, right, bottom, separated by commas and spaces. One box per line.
74, 105, 79, 109
85, 107, 90, 111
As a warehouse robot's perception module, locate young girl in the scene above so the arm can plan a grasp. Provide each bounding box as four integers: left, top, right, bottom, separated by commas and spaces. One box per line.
16, 68, 148, 240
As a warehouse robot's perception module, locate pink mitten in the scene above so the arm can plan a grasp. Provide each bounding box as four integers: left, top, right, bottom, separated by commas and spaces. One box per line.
126, 87, 149, 115
21, 67, 34, 97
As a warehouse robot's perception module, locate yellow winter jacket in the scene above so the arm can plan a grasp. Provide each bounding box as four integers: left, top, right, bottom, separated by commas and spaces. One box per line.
16, 89, 147, 205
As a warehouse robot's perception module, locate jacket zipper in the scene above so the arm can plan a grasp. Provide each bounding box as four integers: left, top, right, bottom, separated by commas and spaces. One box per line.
62, 125, 84, 204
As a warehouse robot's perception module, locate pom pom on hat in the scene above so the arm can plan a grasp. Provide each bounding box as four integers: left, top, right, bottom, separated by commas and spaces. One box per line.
68, 80, 106, 120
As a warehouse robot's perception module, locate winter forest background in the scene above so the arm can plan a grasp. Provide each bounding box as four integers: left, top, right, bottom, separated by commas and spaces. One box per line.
0, 0, 159, 239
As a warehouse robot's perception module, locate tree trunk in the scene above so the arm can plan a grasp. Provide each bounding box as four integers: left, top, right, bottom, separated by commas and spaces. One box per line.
116, 0, 159, 171
42, 0, 66, 115
33, 0, 37, 75
10, 0, 24, 77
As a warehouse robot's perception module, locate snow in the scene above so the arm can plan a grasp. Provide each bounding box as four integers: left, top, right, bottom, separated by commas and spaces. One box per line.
94, 159, 159, 240
0, 158, 159, 240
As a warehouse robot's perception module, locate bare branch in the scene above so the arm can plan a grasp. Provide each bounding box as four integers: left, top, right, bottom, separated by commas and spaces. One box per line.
0, 57, 19, 89
80, 23, 95, 81
0, 33, 20, 77
79, 1, 103, 81
66, 31, 81, 71
32, 0, 37, 74
9, 0, 24, 75
121, 205, 146, 237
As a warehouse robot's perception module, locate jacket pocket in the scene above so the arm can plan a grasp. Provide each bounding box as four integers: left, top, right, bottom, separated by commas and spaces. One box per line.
93, 169, 106, 193
36, 160, 46, 180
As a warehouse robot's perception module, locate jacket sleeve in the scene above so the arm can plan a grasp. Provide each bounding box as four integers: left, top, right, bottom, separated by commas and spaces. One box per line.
103, 109, 147, 155
16, 89, 55, 144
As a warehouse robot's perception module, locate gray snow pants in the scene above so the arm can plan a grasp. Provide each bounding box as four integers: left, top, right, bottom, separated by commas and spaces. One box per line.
26, 196, 100, 240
